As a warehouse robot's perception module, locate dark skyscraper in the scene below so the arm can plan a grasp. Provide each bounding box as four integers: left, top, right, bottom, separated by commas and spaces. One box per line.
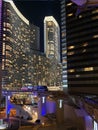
60, 0, 68, 91
61, 0, 98, 94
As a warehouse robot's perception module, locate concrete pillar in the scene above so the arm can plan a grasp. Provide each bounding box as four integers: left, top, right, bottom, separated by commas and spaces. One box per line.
55, 99, 64, 124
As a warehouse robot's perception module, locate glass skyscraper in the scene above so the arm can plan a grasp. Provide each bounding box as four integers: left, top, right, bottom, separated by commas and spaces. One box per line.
0, 0, 62, 101
61, 0, 98, 94
1, 0, 40, 91
60, 0, 68, 91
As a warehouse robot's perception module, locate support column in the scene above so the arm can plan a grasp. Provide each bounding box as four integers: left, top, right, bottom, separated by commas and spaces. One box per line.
56, 99, 64, 124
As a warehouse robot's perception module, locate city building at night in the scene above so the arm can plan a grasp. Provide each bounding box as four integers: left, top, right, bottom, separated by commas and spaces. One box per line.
0, 0, 98, 129
44, 16, 60, 63
0, 0, 62, 96
60, 0, 98, 129
1, 0, 39, 91
60, 0, 68, 90
61, 0, 98, 94
65, 0, 98, 95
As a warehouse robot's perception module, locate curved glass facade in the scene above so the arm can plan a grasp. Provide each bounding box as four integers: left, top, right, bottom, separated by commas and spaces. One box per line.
1, 0, 62, 91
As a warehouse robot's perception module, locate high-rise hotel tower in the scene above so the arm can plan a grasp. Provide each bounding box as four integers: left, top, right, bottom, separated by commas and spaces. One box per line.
0, 0, 62, 103
0, 0, 40, 93
44, 16, 60, 62
61, 0, 98, 94
44, 16, 62, 90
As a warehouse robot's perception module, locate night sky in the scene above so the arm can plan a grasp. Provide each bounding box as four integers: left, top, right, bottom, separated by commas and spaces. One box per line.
14, 0, 61, 52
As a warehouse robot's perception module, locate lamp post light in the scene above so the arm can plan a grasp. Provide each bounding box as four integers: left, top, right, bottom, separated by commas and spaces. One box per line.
21, 79, 25, 87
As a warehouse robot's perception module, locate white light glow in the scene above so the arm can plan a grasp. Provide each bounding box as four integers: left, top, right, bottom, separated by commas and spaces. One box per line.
0, 124, 8, 130
8, 96, 10, 100
94, 121, 98, 130
59, 99, 63, 108
42, 96, 45, 103
4, 0, 29, 25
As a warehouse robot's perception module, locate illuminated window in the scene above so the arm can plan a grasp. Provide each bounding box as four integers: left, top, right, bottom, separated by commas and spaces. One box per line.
67, 13, 73, 17
79, 15, 82, 18
92, 16, 98, 20
82, 49, 86, 53
92, 9, 98, 14
3, 28, 6, 31
3, 34, 6, 37
62, 59, 67, 63
62, 50, 67, 54
84, 67, 94, 71
67, 2, 72, 6
68, 46, 75, 49
3, 43, 5, 55
6, 45, 12, 50
93, 35, 98, 38
83, 42, 88, 47
62, 32, 66, 37
68, 69, 75, 73
2, 59, 5, 70
3, 38, 5, 41
75, 75, 80, 78
67, 51, 74, 55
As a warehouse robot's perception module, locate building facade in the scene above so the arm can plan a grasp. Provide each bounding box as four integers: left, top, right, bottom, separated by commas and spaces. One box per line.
44, 16, 60, 63
2, 0, 40, 90
60, 0, 68, 91
61, 0, 98, 94
0, 0, 62, 94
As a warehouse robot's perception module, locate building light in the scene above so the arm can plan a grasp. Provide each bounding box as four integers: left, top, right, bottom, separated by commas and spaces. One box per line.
94, 120, 98, 130
76, 75, 80, 78
42, 97, 45, 103
82, 49, 86, 53
68, 46, 75, 49
67, 13, 73, 17
92, 9, 98, 14
93, 35, 98, 38
92, 16, 98, 20
3, 34, 6, 37
83, 42, 88, 47
68, 69, 75, 73
59, 99, 63, 108
67, 51, 74, 55
67, 2, 72, 6
79, 15, 82, 18
84, 67, 94, 71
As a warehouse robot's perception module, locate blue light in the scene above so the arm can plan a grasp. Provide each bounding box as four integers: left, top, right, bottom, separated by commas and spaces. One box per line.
41, 104, 46, 116
7, 102, 13, 115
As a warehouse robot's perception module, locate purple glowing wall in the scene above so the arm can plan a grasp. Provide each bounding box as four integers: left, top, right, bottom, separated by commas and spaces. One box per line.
0, 0, 2, 105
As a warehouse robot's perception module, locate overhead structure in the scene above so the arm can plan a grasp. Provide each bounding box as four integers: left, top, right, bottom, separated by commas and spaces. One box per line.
71, 0, 98, 6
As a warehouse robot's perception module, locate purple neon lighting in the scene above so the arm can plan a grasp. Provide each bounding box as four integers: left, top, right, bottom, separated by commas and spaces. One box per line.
71, 0, 87, 6
71, 0, 98, 6
0, 0, 2, 36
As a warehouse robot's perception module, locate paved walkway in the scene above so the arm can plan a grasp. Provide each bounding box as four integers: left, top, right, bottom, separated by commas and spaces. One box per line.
4, 117, 34, 130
